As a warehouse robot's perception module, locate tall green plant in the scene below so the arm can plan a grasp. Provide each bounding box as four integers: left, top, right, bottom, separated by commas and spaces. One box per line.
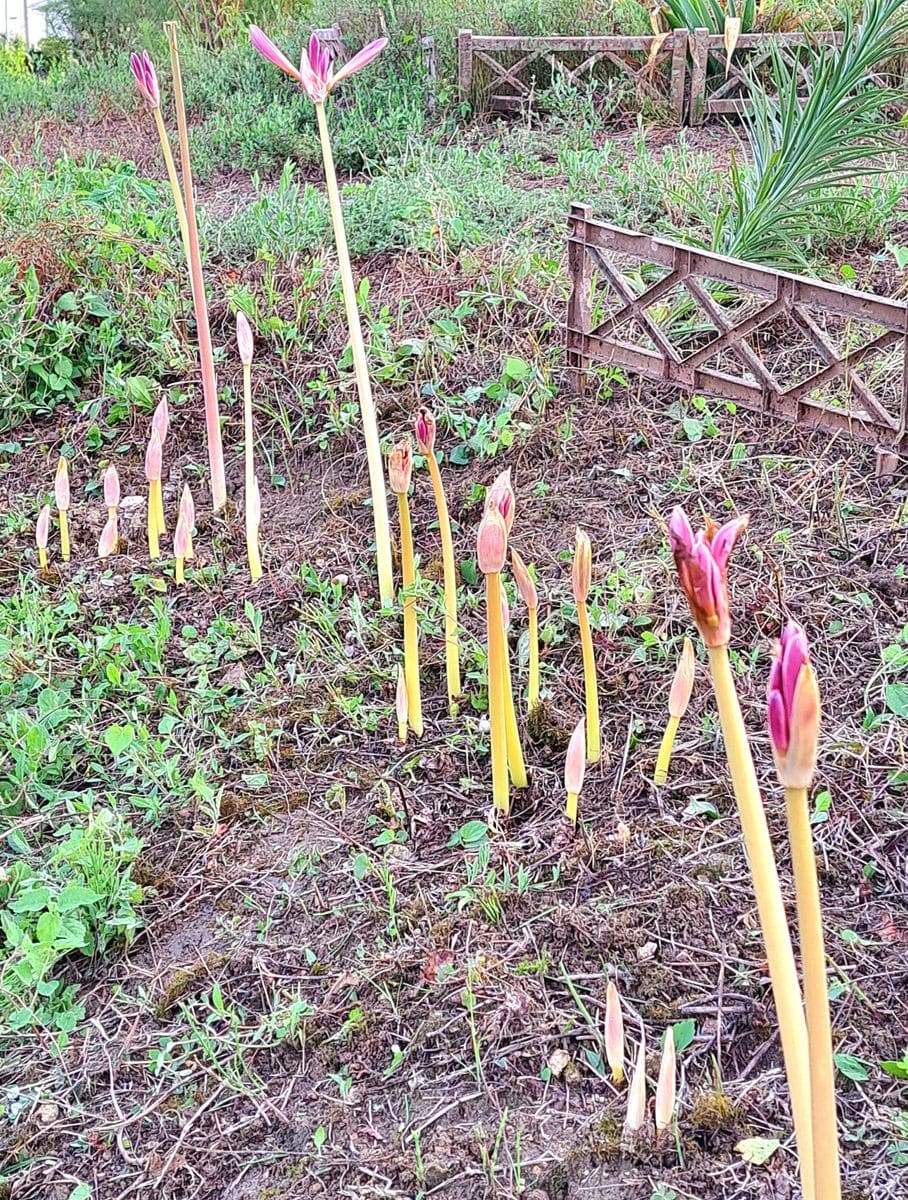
710, 0, 908, 269
660, 0, 756, 33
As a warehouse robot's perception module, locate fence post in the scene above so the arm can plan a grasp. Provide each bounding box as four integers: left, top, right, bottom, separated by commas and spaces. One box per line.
669, 29, 688, 124
313, 24, 346, 66
567, 203, 594, 397
421, 35, 438, 114
458, 29, 473, 106
689, 27, 709, 125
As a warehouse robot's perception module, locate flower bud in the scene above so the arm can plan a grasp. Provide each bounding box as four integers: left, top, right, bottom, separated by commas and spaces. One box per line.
54, 457, 70, 511
476, 511, 507, 575
35, 504, 50, 550
179, 483, 195, 533
388, 438, 413, 495
484, 468, 514, 534
668, 637, 696, 719
130, 50, 160, 108
767, 621, 820, 789
103, 465, 121, 509
173, 513, 191, 560
625, 1033, 648, 1134
655, 1030, 676, 1134
511, 548, 537, 611
152, 397, 169, 445
572, 527, 591, 605
98, 514, 118, 559
564, 718, 586, 796
605, 980, 625, 1084
414, 406, 436, 455
145, 430, 162, 482
237, 312, 254, 366
669, 507, 748, 648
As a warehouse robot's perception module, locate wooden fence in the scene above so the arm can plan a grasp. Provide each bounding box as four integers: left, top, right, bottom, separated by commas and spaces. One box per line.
566, 204, 908, 472
457, 30, 688, 120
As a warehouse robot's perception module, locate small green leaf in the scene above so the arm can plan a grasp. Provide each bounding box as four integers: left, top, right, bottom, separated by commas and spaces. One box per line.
684, 797, 719, 820
736, 1136, 780, 1165
671, 1018, 696, 1053
57, 884, 105, 913
884, 683, 908, 717
834, 1052, 870, 1081
447, 820, 489, 848
104, 724, 135, 757
879, 1054, 908, 1080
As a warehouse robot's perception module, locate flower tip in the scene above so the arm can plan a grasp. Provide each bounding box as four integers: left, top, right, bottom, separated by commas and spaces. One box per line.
388, 438, 413, 495
103, 464, 121, 508
511, 547, 538, 610
151, 397, 169, 445
36, 504, 51, 548
572, 526, 591, 604
236, 312, 254, 365
414, 405, 436, 454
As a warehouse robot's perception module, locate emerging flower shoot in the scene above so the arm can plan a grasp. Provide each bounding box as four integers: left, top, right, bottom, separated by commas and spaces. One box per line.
573, 527, 600, 763
151, 398, 168, 536
179, 483, 195, 561
624, 1032, 648, 1137
237, 312, 262, 583
511, 547, 540, 711
173, 502, 191, 585
102, 465, 120, 555
415, 405, 460, 713
655, 1030, 676, 1135
605, 980, 625, 1084
395, 664, 408, 744
250, 24, 392, 603
54, 456, 71, 562
653, 637, 695, 786
564, 717, 585, 825
390, 439, 422, 737
98, 514, 118, 560
145, 429, 163, 560
477, 510, 509, 813
35, 504, 50, 570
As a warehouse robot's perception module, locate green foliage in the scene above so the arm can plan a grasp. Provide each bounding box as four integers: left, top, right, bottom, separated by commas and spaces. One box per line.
659, 0, 757, 32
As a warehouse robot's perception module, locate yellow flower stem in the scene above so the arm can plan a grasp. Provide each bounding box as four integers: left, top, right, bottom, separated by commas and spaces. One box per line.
398, 718, 407, 744
501, 633, 528, 788
175, 556, 184, 585
59, 510, 70, 562
565, 790, 578, 825
156, 480, 166, 537
577, 599, 601, 763
486, 571, 509, 814
243, 363, 262, 584
527, 604, 540, 710
152, 106, 190, 261
785, 785, 841, 1200
654, 714, 680, 786
708, 645, 814, 1200
398, 492, 423, 737
426, 452, 461, 715
148, 482, 161, 560
38, 547, 47, 570
315, 99, 393, 607
107, 506, 118, 548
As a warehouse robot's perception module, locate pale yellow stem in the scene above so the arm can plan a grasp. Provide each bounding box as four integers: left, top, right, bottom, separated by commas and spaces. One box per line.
426, 452, 461, 714
487, 572, 509, 814
786, 785, 841, 1200
156, 480, 166, 537
59, 510, 70, 562
398, 719, 407, 744
148, 482, 161, 559
501, 631, 528, 788
315, 99, 393, 607
577, 599, 601, 763
152, 106, 190, 260
399, 493, 423, 737
708, 646, 814, 1200
38, 547, 47, 570
175, 556, 184, 585
527, 605, 540, 710
243, 363, 261, 583
107, 506, 118, 547
566, 790, 578, 825
654, 714, 680, 786
166, 23, 227, 512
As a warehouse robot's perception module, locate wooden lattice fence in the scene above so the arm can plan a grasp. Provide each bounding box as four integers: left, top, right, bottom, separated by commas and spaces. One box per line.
566, 204, 908, 473
457, 30, 688, 120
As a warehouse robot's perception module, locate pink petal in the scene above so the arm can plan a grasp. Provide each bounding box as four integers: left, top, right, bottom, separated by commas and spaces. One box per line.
668, 506, 694, 555
308, 33, 322, 75
249, 25, 302, 82
710, 515, 748, 571
767, 689, 789, 754
781, 622, 809, 714
330, 37, 388, 87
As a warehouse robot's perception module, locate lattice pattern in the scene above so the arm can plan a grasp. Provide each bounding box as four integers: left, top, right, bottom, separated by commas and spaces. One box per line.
458, 31, 687, 120
566, 205, 908, 471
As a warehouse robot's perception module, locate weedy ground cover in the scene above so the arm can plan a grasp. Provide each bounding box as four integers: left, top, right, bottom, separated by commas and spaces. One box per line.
1, 4, 907, 1198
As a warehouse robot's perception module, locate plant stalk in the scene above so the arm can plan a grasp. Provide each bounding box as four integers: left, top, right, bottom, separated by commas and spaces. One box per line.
577, 599, 601, 763
166, 22, 227, 512
148, 482, 161, 559
708, 645, 814, 1200
501, 632, 528, 788
565, 790, 578, 825
398, 492, 423, 737
654, 714, 680, 786
315, 99, 393, 606
426, 452, 460, 714
785, 785, 841, 1200
486, 571, 509, 814
527, 606, 539, 710
152, 106, 190, 260
59, 510, 70, 562
243, 363, 262, 583
175, 555, 184, 584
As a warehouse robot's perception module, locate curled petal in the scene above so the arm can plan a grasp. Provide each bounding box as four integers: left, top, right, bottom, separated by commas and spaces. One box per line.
330, 37, 388, 88
780, 622, 809, 714
668, 506, 695, 556
249, 25, 303, 82
767, 688, 789, 756
710, 515, 748, 571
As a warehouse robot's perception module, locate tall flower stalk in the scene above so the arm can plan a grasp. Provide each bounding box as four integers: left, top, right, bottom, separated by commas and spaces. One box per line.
250, 26, 392, 604
512, 548, 539, 711
573, 528, 600, 764
485, 471, 526, 788
477, 510, 509, 814
162, 23, 227, 512
237, 313, 262, 582
669, 507, 814, 1198
54, 457, 71, 562
130, 50, 190, 259
390, 439, 422, 737
415, 406, 460, 713
769, 623, 840, 1200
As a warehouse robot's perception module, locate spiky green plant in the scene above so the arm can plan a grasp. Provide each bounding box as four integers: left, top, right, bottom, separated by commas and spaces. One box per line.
660, 0, 756, 33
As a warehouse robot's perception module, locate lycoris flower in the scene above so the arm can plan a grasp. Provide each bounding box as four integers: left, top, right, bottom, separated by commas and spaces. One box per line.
130, 50, 160, 108
104, 465, 120, 509
388, 439, 413, 495
668, 507, 748, 648
414, 406, 436, 455
237, 312, 254, 366
477, 511, 507, 575
767, 622, 821, 789
249, 26, 387, 104
572, 527, 591, 605
484, 468, 514, 534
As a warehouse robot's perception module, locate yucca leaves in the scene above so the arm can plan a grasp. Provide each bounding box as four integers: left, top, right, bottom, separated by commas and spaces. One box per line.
660, 0, 757, 34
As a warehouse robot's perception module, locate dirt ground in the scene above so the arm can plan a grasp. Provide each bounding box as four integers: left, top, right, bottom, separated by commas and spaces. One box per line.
1, 116, 907, 1200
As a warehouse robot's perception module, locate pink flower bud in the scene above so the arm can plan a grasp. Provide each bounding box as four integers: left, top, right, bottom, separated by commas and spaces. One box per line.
655, 1030, 676, 1134
179, 483, 195, 532
668, 507, 748, 648
625, 1032, 648, 1134
35, 504, 50, 550
767, 621, 820, 789
130, 50, 160, 108
388, 438, 413, 495
564, 718, 586, 796
484, 468, 514, 534
668, 637, 696, 719
476, 511, 507, 575
605, 980, 625, 1084
152, 397, 169, 445
145, 430, 162, 482
173, 513, 191, 560
103, 465, 120, 508
414, 405, 436, 455
98, 513, 118, 559
572, 527, 591, 605
236, 312, 254, 365
54, 457, 70, 511
511, 548, 537, 611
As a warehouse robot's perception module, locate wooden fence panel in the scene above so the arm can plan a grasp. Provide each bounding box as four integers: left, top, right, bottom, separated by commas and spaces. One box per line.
566, 204, 908, 472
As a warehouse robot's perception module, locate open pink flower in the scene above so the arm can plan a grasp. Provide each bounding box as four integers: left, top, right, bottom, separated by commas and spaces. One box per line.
767, 621, 821, 788
249, 26, 387, 104
668, 507, 748, 648
130, 50, 160, 108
